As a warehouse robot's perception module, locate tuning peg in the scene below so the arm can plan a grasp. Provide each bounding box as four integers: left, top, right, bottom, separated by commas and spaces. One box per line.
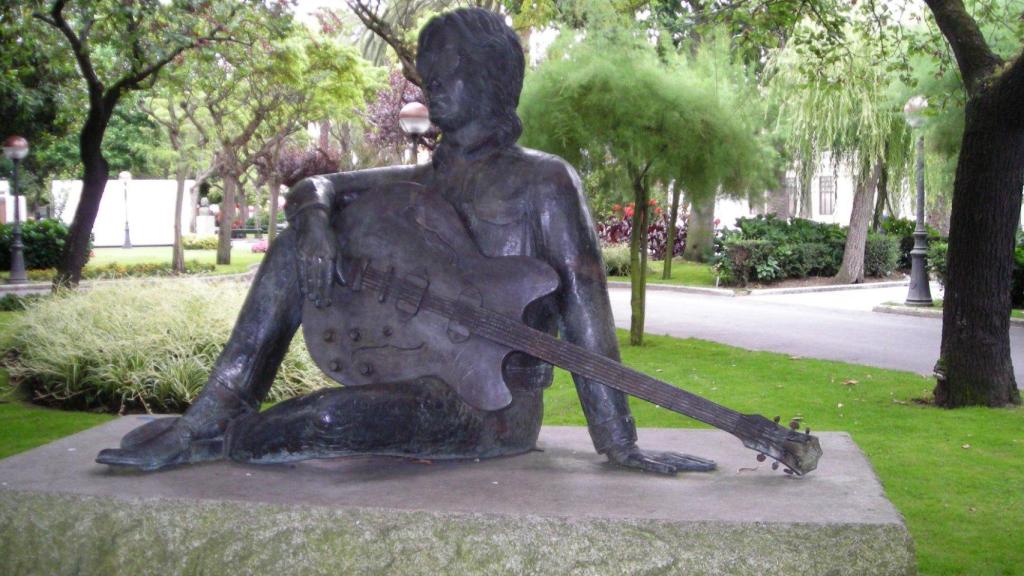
773, 415, 781, 423
771, 462, 779, 471
756, 454, 766, 462
783, 468, 794, 475
789, 419, 799, 430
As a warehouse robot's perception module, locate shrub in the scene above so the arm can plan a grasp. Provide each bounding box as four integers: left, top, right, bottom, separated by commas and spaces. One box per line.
2, 280, 330, 413
601, 243, 632, 276
928, 241, 948, 286
595, 204, 685, 260
864, 234, 900, 277
0, 293, 45, 312
881, 218, 942, 269
182, 235, 219, 250
84, 260, 216, 279
0, 219, 87, 270
716, 239, 780, 287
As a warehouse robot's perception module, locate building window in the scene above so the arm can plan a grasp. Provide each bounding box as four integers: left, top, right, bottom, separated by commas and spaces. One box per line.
819, 176, 836, 216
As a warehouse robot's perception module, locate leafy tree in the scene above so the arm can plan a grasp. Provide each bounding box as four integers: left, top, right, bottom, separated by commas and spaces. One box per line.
29, 0, 251, 286
768, 24, 913, 284
921, 0, 1024, 407
520, 25, 771, 345
181, 23, 378, 263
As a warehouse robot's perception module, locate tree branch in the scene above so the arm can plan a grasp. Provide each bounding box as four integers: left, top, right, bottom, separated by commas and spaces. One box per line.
924, 0, 1002, 94
347, 0, 422, 86
34, 1, 103, 98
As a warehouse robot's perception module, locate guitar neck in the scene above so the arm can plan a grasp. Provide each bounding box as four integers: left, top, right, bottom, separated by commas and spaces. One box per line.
456, 302, 745, 434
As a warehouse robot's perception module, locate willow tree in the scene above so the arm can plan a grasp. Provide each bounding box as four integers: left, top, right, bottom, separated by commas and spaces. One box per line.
768, 27, 913, 284
520, 27, 771, 345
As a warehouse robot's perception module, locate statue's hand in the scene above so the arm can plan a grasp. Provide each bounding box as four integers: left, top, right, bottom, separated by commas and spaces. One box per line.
296, 209, 336, 308
605, 444, 716, 475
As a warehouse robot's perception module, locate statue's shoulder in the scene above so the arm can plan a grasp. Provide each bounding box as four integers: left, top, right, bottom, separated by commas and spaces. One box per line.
505, 146, 582, 193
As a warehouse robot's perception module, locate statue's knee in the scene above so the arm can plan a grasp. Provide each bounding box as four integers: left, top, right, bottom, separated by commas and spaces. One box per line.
311, 390, 351, 431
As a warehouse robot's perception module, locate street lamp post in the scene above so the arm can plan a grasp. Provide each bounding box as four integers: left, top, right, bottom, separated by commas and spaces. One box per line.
903, 96, 933, 307
119, 170, 132, 249
398, 102, 430, 165
3, 136, 29, 284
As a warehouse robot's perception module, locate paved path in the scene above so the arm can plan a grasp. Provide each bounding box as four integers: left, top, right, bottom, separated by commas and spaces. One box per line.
607, 284, 1024, 387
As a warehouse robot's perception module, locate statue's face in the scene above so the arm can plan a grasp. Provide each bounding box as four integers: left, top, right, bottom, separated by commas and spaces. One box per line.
419, 32, 477, 133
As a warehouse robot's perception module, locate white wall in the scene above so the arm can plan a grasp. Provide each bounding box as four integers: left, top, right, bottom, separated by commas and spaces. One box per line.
52, 179, 194, 247
0, 181, 30, 224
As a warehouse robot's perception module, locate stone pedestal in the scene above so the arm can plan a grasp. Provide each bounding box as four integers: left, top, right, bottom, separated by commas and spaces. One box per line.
0, 418, 914, 575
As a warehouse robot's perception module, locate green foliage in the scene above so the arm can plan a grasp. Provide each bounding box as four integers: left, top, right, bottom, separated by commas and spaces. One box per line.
715, 215, 899, 285
928, 241, 948, 287
521, 26, 774, 202
0, 219, 85, 270
0, 294, 45, 312
182, 235, 219, 251
3, 281, 330, 413
864, 233, 899, 277
881, 218, 942, 269
601, 244, 632, 277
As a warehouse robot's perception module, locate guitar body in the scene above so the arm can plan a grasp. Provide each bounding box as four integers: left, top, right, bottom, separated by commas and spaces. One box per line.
302, 182, 561, 412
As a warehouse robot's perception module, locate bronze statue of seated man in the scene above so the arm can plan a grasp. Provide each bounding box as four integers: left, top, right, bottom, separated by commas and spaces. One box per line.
96, 7, 715, 476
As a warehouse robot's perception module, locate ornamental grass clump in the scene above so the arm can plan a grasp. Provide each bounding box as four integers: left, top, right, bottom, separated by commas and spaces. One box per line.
3, 280, 330, 413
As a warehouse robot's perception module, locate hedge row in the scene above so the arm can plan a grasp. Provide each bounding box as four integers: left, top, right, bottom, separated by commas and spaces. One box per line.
715, 215, 900, 286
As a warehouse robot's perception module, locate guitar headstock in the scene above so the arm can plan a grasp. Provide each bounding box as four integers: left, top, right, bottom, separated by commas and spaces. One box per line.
739, 414, 822, 476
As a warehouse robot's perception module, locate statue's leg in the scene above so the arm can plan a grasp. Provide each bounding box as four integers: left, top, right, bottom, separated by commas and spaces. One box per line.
227, 380, 544, 464
97, 229, 305, 470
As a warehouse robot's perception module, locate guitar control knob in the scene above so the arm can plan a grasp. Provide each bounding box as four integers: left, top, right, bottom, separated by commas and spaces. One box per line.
382, 325, 393, 337
323, 329, 335, 343
359, 362, 373, 376
329, 359, 342, 372
349, 329, 361, 342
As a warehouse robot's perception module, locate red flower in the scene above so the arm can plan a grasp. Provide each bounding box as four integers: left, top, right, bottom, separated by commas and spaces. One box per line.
624, 206, 634, 218
648, 198, 657, 206
612, 203, 622, 212
714, 218, 721, 226
655, 207, 663, 215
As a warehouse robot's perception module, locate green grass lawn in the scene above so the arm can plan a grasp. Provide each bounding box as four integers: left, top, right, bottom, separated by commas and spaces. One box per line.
90, 246, 265, 275
609, 259, 719, 287
1, 310, 1020, 574
0, 246, 265, 281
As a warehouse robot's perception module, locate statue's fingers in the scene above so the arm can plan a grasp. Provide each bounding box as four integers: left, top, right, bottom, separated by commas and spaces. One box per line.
306, 258, 318, 301
659, 451, 716, 472
636, 455, 677, 475
320, 258, 332, 305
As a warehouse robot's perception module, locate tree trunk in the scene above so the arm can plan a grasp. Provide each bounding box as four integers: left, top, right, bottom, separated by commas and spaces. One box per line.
683, 193, 715, 262
872, 162, 889, 232
217, 172, 237, 265
799, 164, 814, 218
662, 181, 682, 280
628, 168, 650, 346
172, 163, 187, 274
55, 105, 113, 287
268, 177, 280, 244
935, 92, 1022, 407
834, 162, 881, 284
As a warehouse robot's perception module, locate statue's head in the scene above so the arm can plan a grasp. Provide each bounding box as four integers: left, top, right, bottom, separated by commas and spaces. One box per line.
417, 8, 524, 147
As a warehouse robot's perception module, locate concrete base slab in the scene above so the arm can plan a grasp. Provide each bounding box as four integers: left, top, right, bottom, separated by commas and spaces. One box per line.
0, 418, 914, 575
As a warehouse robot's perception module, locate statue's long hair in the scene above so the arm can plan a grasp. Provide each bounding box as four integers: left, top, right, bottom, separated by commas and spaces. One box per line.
417, 8, 525, 148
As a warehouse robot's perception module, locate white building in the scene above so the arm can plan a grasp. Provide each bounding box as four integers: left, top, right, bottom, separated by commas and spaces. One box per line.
52, 179, 194, 247
714, 155, 916, 230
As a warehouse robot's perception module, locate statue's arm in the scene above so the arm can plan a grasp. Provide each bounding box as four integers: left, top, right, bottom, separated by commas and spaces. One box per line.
282, 165, 424, 307
535, 161, 715, 475
532, 162, 638, 453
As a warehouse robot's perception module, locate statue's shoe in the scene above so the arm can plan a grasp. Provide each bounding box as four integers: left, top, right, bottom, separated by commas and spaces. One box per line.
96, 419, 224, 472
